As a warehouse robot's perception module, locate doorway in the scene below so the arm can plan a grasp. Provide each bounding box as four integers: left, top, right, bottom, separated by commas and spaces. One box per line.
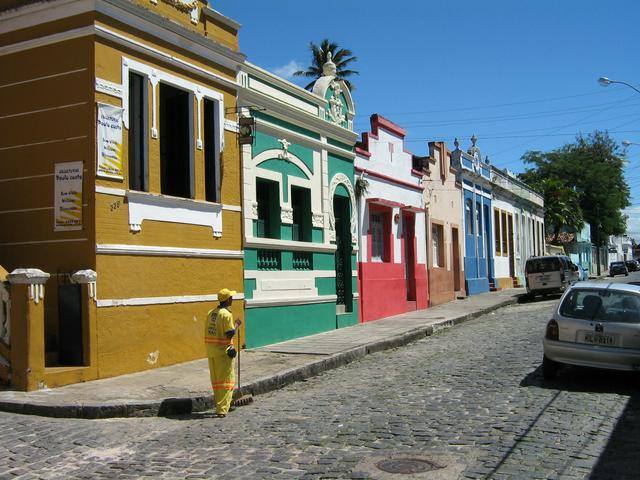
452, 227, 461, 291
508, 214, 515, 278
334, 195, 352, 315
403, 213, 416, 301
57, 283, 83, 366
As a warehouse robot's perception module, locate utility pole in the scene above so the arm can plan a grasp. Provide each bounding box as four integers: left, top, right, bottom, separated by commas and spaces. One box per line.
595, 205, 601, 277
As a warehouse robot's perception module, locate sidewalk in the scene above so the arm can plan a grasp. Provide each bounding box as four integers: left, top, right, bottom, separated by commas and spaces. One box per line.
0, 289, 522, 419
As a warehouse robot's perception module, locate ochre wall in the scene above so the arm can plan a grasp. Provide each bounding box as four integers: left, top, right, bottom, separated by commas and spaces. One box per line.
1, 5, 244, 387
90, 18, 244, 380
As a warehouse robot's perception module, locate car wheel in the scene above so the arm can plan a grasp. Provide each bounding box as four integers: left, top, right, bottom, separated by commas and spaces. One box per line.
543, 355, 559, 380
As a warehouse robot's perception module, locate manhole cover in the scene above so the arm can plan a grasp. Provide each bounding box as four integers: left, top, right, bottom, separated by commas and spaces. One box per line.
376, 457, 445, 474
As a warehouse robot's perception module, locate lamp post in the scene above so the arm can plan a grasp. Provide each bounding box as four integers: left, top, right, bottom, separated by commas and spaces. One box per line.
598, 77, 640, 95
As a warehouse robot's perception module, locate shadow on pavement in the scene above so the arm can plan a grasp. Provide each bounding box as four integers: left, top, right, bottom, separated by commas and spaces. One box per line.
521, 365, 640, 479
516, 293, 562, 304
521, 365, 640, 395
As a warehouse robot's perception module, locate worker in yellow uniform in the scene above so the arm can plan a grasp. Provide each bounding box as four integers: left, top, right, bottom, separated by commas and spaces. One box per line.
205, 288, 241, 417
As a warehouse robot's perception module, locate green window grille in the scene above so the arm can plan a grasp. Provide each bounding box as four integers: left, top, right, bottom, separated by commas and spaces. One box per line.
292, 251, 313, 270
257, 249, 282, 270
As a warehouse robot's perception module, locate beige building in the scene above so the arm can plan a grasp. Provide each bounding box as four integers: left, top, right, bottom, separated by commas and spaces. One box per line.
0, 0, 245, 390
422, 141, 465, 305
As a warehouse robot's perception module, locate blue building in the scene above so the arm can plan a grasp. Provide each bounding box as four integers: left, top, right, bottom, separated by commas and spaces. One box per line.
451, 136, 494, 295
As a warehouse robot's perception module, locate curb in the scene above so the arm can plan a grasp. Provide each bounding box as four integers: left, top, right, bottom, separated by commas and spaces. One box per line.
0, 296, 518, 419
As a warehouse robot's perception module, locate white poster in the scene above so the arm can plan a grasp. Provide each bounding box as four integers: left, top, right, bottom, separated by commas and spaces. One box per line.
97, 103, 124, 179
54, 161, 83, 231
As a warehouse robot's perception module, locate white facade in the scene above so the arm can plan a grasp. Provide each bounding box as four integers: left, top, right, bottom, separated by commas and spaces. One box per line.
355, 119, 426, 265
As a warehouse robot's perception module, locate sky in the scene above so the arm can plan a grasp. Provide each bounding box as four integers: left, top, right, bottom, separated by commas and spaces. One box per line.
213, 0, 640, 239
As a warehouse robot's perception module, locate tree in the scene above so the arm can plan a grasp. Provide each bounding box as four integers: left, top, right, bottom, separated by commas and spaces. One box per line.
518, 131, 630, 248
294, 39, 359, 91
518, 170, 583, 244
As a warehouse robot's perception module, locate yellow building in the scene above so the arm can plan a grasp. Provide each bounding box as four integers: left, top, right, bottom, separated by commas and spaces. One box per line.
0, 0, 245, 390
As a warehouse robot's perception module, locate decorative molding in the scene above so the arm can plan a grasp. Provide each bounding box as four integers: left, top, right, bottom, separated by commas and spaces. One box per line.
126, 191, 223, 237
71, 269, 97, 299
0, 25, 94, 56
277, 138, 292, 160
312, 212, 325, 228
96, 243, 244, 259
280, 206, 293, 224
245, 294, 337, 308
327, 80, 346, 127
250, 201, 259, 220
328, 173, 358, 244
245, 238, 336, 253
95, 185, 241, 212
97, 292, 245, 308
8, 268, 50, 305
244, 270, 337, 279
95, 78, 123, 98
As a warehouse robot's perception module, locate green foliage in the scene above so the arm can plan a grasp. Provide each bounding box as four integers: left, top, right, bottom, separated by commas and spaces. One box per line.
518, 131, 630, 246
293, 39, 359, 91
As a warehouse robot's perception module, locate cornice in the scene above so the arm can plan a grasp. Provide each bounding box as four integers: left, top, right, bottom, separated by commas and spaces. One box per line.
241, 88, 358, 146
0, 0, 246, 74
202, 6, 240, 31
242, 61, 326, 107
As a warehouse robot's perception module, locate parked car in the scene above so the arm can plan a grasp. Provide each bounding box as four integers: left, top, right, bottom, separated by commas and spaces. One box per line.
543, 282, 640, 379
525, 255, 578, 299
576, 264, 589, 282
609, 261, 629, 277
625, 259, 639, 272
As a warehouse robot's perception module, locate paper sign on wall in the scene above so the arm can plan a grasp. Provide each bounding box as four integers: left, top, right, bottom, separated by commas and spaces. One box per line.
97, 103, 124, 178
54, 161, 83, 231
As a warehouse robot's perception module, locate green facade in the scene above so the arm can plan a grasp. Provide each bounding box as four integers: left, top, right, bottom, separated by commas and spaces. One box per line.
241, 63, 358, 349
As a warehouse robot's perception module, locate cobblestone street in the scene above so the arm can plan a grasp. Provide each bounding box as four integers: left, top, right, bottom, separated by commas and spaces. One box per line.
2, 298, 639, 479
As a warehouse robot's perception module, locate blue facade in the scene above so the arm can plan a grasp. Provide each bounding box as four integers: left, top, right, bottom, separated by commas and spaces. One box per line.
452, 137, 494, 295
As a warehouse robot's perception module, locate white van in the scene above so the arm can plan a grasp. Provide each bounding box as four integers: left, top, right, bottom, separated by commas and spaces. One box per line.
525, 255, 578, 299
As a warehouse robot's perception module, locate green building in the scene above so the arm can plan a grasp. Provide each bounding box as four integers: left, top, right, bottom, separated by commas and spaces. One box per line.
238, 57, 359, 348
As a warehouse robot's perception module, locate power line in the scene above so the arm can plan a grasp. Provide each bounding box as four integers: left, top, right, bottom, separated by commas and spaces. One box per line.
352, 88, 621, 118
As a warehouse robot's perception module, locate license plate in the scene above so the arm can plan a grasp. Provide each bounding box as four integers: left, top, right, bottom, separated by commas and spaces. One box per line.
583, 333, 615, 345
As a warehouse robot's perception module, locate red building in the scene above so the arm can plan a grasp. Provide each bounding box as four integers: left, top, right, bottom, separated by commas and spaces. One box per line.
355, 115, 428, 322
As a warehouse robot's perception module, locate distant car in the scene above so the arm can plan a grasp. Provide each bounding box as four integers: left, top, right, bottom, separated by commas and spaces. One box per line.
576, 264, 589, 282
543, 282, 640, 379
609, 261, 629, 277
625, 259, 639, 272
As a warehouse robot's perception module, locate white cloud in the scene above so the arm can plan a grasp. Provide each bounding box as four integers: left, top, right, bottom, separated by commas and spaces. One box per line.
272, 60, 304, 81
624, 207, 640, 240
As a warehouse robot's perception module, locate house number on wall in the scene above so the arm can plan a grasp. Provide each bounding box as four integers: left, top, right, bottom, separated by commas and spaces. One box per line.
110, 200, 121, 212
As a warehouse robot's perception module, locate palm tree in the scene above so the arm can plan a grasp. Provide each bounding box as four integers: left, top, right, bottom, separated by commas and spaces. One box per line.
294, 39, 359, 91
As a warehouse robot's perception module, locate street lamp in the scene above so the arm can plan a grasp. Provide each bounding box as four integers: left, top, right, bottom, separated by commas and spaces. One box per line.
598, 76, 640, 95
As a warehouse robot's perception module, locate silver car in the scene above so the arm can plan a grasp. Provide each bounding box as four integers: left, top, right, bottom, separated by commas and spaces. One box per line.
542, 282, 640, 379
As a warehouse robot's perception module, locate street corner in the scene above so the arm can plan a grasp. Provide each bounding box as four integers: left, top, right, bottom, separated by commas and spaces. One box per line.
353, 449, 477, 479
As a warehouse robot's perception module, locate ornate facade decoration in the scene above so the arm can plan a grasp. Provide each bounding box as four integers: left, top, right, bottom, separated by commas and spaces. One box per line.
328, 173, 358, 244
251, 201, 259, 219
327, 81, 346, 127
280, 206, 293, 224
312, 212, 325, 228
160, 0, 197, 12
277, 138, 291, 161
72, 269, 98, 300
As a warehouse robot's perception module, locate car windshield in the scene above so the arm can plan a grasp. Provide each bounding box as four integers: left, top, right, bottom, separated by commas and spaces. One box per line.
560, 289, 640, 323
526, 258, 560, 274
611, 262, 624, 267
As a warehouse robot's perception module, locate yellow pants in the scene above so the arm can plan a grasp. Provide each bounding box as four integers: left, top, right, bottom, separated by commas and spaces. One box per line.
206, 346, 235, 415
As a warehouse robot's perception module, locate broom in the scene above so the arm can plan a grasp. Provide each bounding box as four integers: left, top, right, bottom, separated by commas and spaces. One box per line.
232, 322, 253, 407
